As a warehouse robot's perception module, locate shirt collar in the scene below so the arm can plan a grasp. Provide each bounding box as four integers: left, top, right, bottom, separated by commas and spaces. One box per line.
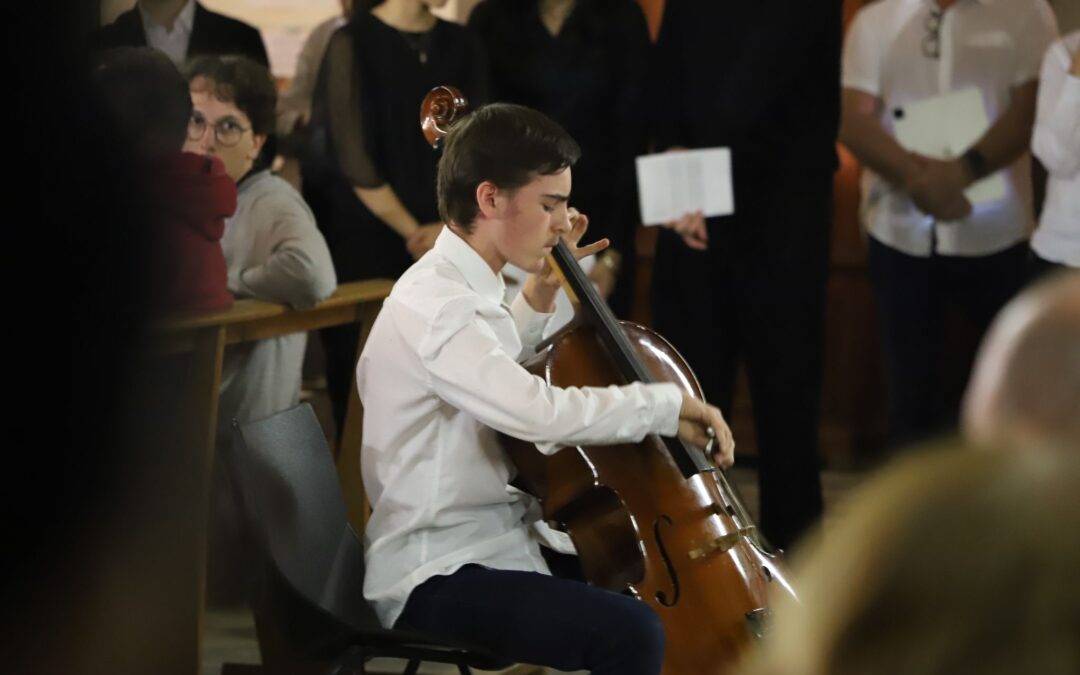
433, 228, 506, 305
139, 0, 196, 33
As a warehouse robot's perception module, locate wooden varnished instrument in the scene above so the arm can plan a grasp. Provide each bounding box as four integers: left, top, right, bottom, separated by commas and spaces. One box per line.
420, 85, 795, 674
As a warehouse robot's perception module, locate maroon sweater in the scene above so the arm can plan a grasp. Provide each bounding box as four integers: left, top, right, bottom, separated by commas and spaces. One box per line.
150, 152, 237, 312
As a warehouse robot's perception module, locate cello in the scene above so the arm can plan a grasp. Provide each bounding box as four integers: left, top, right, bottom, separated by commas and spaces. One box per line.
420, 85, 796, 674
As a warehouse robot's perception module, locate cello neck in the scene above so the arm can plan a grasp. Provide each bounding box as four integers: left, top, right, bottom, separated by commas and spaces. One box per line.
549, 240, 712, 478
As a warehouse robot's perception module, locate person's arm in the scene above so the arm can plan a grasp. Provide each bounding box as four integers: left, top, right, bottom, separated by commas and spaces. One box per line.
413, 299, 733, 465
1032, 41, 1080, 176
838, 88, 923, 190
232, 192, 338, 309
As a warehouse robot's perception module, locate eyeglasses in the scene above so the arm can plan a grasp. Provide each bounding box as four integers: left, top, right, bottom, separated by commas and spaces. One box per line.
922, 7, 943, 60
187, 112, 250, 147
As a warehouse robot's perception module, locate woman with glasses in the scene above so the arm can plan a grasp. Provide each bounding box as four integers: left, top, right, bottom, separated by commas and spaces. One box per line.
183, 54, 337, 443
183, 54, 338, 603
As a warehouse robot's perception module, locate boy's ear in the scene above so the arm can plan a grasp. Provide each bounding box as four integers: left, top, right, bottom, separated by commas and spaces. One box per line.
475, 180, 500, 219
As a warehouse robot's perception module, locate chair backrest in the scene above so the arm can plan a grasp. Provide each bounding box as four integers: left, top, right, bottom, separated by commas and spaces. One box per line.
227, 403, 381, 632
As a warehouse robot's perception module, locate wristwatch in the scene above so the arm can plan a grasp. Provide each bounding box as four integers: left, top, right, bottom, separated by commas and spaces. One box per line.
961, 147, 990, 181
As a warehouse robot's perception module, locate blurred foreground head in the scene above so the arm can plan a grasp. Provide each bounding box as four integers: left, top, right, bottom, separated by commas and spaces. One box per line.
963, 271, 1080, 452
91, 46, 192, 160
740, 444, 1080, 675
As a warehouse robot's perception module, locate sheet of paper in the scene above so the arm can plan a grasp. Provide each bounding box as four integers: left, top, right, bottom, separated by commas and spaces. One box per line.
892, 87, 1006, 205
635, 148, 734, 226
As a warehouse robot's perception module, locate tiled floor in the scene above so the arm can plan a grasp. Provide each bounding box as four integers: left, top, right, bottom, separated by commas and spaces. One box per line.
203, 465, 867, 675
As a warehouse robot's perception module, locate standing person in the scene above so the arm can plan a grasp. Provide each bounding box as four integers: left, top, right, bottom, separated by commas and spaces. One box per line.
358, 102, 734, 674
650, 0, 842, 550
840, 0, 1058, 449
1030, 30, 1080, 277
311, 0, 489, 429
91, 0, 268, 68
468, 0, 650, 314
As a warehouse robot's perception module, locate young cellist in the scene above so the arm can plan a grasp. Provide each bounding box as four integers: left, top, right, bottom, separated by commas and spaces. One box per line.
356, 102, 734, 673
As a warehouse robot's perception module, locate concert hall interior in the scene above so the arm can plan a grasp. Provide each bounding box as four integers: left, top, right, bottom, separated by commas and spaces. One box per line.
15, 0, 1080, 673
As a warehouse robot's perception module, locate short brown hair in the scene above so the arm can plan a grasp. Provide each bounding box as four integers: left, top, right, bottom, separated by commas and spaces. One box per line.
437, 103, 580, 232
184, 55, 276, 137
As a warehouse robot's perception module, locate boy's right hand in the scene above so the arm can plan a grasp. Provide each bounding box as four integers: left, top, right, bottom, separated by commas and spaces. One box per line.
678, 393, 735, 468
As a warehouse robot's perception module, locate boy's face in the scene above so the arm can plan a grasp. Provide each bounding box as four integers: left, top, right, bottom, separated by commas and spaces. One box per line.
183, 79, 265, 183
493, 168, 573, 273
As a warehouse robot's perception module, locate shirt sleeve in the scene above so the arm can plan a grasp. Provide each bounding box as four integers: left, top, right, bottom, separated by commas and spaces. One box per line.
1031, 38, 1080, 177
508, 292, 554, 358
323, 28, 385, 188
842, 6, 884, 96
233, 191, 338, 309
416, 298, 683, 455
1013, 0, 1059, 86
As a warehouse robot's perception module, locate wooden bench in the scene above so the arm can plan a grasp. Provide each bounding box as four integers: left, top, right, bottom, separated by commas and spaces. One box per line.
149, 278, 392, 674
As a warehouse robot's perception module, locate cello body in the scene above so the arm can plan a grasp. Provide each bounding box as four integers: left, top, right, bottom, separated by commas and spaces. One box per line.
502, 321, 793, 674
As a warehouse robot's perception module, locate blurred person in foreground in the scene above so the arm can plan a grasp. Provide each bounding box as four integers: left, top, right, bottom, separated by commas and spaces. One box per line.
93, 46, 237, 314
963, 271, 1080, 452
739, 444, 1080, 675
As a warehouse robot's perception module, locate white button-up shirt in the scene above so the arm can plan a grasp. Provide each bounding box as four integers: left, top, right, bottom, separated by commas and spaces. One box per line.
842, 0, 1058, 257
1031, 30, 1080, 267
357, 228, 683, 627
139, 0, 196, 66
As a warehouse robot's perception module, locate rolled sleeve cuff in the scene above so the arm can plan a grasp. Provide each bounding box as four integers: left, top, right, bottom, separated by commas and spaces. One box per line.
509, 292, 554, 354
649, 382, 683, 437
841, 77, 880, 97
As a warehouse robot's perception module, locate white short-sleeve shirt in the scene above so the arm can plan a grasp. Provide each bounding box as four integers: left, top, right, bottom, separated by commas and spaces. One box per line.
842, 0, 1058, 257
1030, 31, 1080, 267
357, 228, 683, 627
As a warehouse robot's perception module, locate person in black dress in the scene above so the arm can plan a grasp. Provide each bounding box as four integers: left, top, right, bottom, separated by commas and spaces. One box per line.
468, 0, 649, 316
311, 0, 489, 429
650, 0, 842, 551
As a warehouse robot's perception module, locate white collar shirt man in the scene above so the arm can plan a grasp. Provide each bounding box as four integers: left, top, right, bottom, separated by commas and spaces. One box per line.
1031, 30, 1080, 267
842, 0, 1058, 257
357, 228, 682, 628
139, 0, 197, 66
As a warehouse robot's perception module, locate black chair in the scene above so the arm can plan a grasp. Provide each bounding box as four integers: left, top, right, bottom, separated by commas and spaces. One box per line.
226, 403, 506, 675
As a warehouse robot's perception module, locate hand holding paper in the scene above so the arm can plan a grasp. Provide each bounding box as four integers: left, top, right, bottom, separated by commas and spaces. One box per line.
907, 154, 973, 221
892, 87, 1007, 209
636, 148, 734, 229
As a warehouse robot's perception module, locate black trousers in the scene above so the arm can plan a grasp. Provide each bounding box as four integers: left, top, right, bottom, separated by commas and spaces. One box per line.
868, 237, 1028, 449
651, 169, 831, 550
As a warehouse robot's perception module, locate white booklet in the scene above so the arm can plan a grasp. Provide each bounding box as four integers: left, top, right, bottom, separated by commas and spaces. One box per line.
635, 147, 735, 226
892, 87, 1006, 205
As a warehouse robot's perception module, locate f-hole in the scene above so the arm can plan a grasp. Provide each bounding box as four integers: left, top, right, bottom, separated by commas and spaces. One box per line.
652, 515, 680, 607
